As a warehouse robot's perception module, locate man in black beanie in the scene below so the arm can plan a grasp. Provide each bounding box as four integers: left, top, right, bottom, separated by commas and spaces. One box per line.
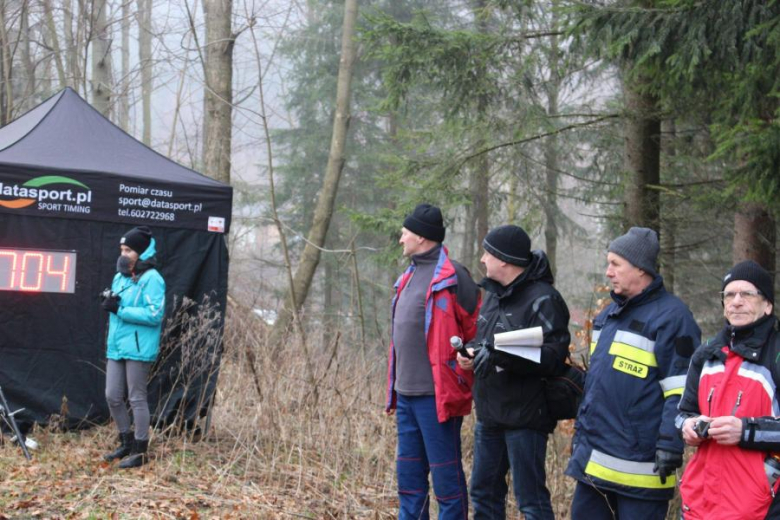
566, 227, 701, 520
456, 224, 570, 519
676, 259, 780, 518
385, 203, 480, 519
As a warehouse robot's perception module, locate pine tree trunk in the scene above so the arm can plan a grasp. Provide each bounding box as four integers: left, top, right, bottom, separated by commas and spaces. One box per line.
202, 0, 234, 184
622, 76, 661, 232
467, 0, 490, 275
474, 152, 489, 270
506, 3, 528, 230
543, 11, 561, 273
201, 0, 209, 154
323, 254, 335, 335
322, 225, 340, 336
118, 0, 131, 130
137, 0, 153, 144
21, 2, 35, 110
506, 169, 521, 224
660, 119, 677, 292
42, 0, 66, 88
40, 39, 53, 94
91, 0, 112, 117
544, 140, 559, 273
733, 202, 776, 278
0, 0, 13, 125
270, 0, 359, 341
63, 2, 80, 91
461, 199, 476, 270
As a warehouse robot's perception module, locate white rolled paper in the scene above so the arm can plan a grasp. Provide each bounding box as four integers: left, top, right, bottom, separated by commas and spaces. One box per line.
494, 326, 543, 347
493, 326, 543, 363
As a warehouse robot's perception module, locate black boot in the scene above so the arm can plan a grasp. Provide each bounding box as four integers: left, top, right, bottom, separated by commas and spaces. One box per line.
118, 439, 149, 469
103, 432, 133, 462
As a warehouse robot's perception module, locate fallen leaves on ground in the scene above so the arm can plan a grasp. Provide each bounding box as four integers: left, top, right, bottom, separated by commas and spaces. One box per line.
0, 427, 397, 519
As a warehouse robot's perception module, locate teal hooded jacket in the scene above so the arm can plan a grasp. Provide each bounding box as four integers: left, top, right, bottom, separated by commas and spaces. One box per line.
106, 238, 166, 362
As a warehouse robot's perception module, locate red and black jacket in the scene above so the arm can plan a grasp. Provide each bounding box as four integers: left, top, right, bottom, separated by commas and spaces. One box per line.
677, 314, 780, 519
385, 246, 481, 423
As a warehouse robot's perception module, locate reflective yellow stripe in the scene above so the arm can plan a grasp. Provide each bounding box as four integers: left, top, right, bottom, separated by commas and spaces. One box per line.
585, 460, 676, 489
590, 330, 601, 354
663, 388, 684, 398
609, 342, 658, 367
613, 330, 655, 352
659, 375, 686, 398
585, 449, 676, 489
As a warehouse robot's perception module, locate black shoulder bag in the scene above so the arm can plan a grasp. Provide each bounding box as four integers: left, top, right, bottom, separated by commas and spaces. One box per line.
497, 307, 585, 421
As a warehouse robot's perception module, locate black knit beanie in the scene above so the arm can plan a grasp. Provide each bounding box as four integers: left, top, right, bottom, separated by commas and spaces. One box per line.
722, 260, 774, 304
403, 204, 446, 243
482, 225, 532, 267
121, 226, 153, 255
608, 227, 659, 276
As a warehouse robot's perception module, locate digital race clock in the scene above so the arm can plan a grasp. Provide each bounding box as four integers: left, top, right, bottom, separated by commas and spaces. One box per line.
0, 248, 76, 293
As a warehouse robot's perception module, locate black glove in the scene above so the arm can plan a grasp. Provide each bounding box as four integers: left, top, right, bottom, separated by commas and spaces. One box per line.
473, 346, 494, 378
653, 449, 683, 484
101, 294, 120, 314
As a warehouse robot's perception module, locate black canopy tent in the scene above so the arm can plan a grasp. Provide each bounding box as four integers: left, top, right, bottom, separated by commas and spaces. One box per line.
0, 88, 232, 430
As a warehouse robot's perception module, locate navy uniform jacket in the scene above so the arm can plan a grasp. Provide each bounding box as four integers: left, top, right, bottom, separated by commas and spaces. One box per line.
566, 275, 701, 500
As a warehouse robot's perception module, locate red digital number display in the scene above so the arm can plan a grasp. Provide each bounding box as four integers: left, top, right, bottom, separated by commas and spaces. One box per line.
0, 248, 77, 293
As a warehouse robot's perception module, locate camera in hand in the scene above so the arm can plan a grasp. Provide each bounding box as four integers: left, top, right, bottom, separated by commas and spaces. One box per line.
765, 455, 780, 489
100, 288, 117, 301
693, 419, 710, 438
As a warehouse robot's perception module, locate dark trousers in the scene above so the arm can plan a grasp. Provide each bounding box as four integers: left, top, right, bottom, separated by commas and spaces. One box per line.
396, 394, 468, 520
571, 481, 668, 520
470, 421, 554, 520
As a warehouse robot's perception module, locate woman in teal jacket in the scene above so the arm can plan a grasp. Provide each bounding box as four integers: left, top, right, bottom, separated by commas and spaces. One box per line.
101, 226, 165, 469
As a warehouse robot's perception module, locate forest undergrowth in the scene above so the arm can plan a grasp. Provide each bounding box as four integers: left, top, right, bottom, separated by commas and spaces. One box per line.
0, 307, 593, 519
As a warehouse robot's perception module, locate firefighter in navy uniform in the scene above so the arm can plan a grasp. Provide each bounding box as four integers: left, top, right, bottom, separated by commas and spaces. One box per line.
566, 227, 701, 520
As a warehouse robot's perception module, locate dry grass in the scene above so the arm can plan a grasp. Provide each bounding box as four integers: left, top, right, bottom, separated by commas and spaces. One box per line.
0, 308, 400, 519
2, 307, 685, 519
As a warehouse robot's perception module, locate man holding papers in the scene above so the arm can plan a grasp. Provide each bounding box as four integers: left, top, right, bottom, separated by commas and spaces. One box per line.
457, 224, 570, 520
565, 227, 701, 520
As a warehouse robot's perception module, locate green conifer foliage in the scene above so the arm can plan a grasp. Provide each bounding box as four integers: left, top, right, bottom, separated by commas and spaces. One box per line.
570, 0, 780, 206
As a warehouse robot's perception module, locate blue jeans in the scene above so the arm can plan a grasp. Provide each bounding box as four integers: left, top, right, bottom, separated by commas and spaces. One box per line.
396, 394, 468, 520
470, 422, 554, 520
571, 481, 668, 520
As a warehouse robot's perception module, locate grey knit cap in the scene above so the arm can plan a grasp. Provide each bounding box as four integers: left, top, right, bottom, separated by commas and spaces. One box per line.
608, 227, 659, 276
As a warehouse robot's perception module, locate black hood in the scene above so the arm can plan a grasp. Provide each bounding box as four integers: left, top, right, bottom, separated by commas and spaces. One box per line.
481, 249, 554, 298
723, 313, 777, 361
701, 314, 778, 365
134, 255, 158, 276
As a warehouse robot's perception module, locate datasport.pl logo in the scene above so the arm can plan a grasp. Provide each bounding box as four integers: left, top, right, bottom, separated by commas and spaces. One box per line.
0, 175, 92, 212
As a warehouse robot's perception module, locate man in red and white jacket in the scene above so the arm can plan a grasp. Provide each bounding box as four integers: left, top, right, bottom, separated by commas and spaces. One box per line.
385, 203, 481, 520
677, 260, 780, 519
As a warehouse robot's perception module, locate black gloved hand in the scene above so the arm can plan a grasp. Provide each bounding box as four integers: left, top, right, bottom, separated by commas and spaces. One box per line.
473, 346, 494, 378
653, 449, 683, 484
101, 294, 120, 314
